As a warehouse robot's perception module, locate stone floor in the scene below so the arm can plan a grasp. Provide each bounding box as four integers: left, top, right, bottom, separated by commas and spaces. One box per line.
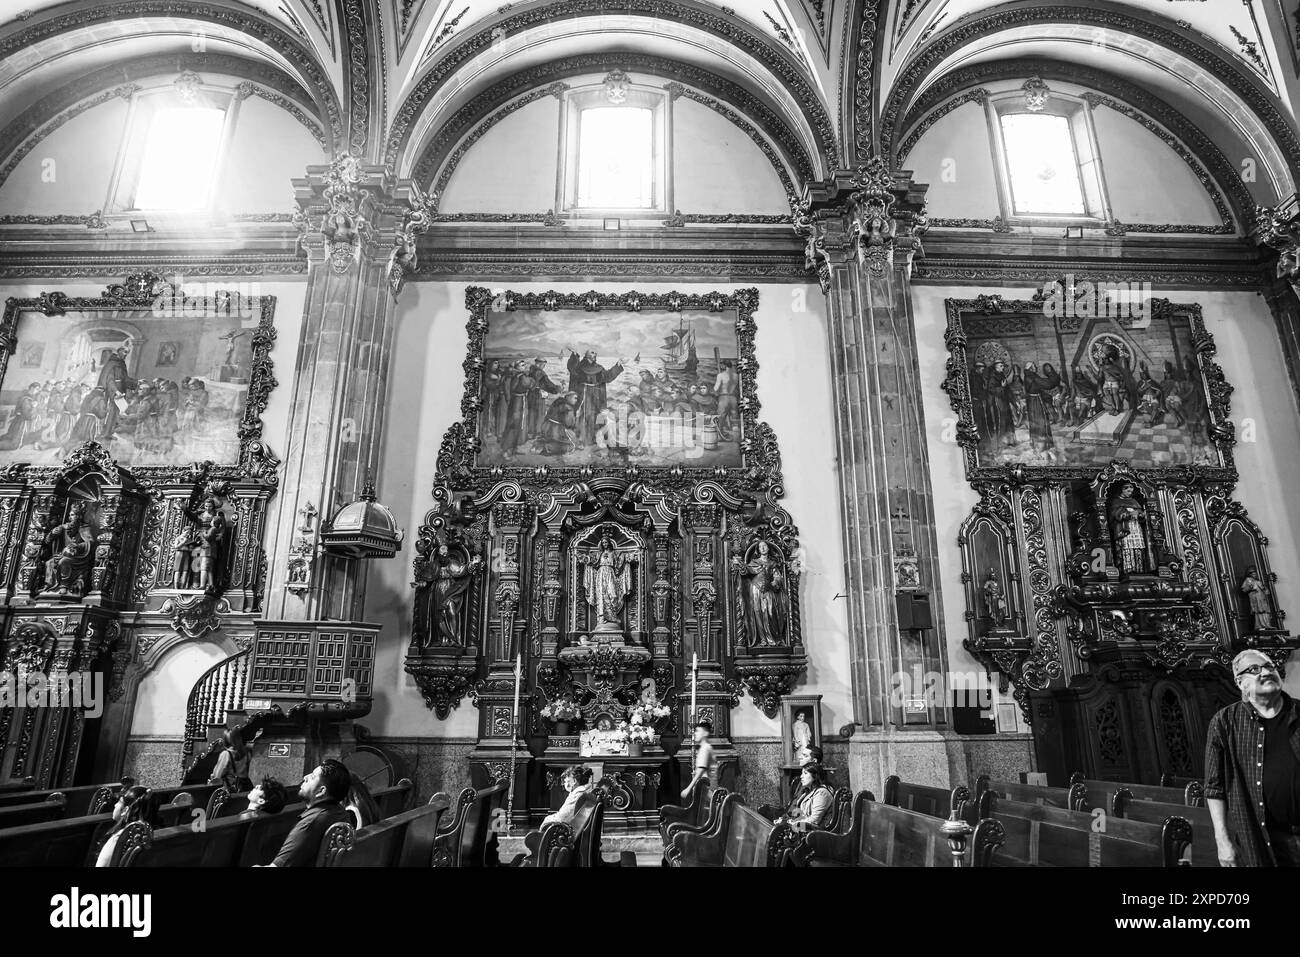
496, 828, 664, 867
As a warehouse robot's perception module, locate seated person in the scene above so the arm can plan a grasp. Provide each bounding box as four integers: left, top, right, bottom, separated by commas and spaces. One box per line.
259, 759, 351, 867
95, 784, 159, 866
515, 765, 595, 865
760, 746, 827, 822
209, 728, 254, 794
346, 773, 382, 828
241, 777, 289, 819
775, 762, 834, 831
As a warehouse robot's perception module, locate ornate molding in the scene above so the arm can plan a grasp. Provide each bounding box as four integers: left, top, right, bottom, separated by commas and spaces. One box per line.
882, 5, 1300, 188
410, 52, 819, 202
406, 659, 480, 719
386, 0, 839, 173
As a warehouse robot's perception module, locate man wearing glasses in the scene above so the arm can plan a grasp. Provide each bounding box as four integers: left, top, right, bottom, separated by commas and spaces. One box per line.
1205, 649, 1300, 866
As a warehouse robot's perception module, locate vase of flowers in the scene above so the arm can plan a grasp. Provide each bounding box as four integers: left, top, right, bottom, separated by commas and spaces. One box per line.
541, 697, 580, 736
620, 714, 658, 757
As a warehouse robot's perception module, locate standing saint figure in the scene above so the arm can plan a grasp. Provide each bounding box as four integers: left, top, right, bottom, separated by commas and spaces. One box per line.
1108, 483, 1150, 575
418, 543, 483, 647
566, 350, 625, 448
581, 534, 633, 634
1241, 567, 1275, 633
732, 540, 788, 647
791, 710, 813, 766
983, 568, 1009, 628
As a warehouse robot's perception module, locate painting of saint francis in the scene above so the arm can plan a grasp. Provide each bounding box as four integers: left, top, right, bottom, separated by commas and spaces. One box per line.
478, 309, 742, 468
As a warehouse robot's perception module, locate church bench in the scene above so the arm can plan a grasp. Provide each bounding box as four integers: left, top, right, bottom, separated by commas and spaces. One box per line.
659, 781, 710, 842
0, 813, 113, 866
975, 775, 1087, 811
0, 792, 68, 829
327, 795, 453, 867
1069, 774, 1204, 812
86, 782, 221, 816
206, 787, 252, 819
985, 795, 1191, 866
1112, 792, 1216, 866
368, 778, 414, 819
0, 782, 117, 816
791, 791, 1001, 867
430, 781, 508, 867
529, 791, 606, 867
117, 802, 307, 867
1160, 773, 1201, 791
884, 776, 977, 826
665, 793, 791, 867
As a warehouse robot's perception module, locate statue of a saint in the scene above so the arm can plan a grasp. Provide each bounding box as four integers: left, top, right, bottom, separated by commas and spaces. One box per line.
791, 710, 813, 766
581, 534, 633, 634
983, 568, 1009, 628
171, 524, 201, 589
732, 540, 788, 647
1108, 482, 1150, 574
1241, 566, 1275, 633
418, 543, 483, 647
196, 497, 227, 591
43, 503, 94, 596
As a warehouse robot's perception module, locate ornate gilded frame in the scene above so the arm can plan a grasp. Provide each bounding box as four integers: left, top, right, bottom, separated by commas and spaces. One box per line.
436, 286, 783, 496
0, 273, 280, 485
940, 295, 1236, 484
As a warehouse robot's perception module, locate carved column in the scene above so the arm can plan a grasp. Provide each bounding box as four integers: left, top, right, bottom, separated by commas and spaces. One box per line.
796, 161, 953, 765
1255, 200, 1300, 418
262, 157, 433, 622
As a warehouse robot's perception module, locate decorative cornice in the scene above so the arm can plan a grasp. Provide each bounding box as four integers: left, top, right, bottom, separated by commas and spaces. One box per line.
0, 255, 307, 278
384, 0, 838, 172
410, 251, 810, 282
912, 256, 1270, 289
411, 53, 818, 202
896, 58, 1252, 231
0, 1, 344, 151
880, 3, 1300, 188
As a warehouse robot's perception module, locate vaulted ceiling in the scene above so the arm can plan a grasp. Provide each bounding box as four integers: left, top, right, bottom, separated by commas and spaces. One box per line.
2, 0, 1298, 200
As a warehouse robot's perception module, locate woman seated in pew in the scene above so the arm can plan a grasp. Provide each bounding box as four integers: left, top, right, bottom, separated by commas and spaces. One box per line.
775, 762, 834, 832
94, 784, 159, 867
240, 777, 289, 819
514, 766, 596, 865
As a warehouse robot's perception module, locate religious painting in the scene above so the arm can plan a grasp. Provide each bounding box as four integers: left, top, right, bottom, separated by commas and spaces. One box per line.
445, 288, 770, 481
156, 340, 182, 367
779, 694, 822, 769
943, 296, 1233, 480
0, 286, 277, 473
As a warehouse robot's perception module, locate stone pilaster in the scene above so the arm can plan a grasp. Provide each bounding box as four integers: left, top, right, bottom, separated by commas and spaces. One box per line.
1254, 199, 1300, 419
796, 159, 950, 737
263, 157, 433, 622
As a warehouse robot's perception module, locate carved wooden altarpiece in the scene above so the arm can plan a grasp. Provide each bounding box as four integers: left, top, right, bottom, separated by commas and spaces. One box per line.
407, 287, 808, 824
943, 292, 1297, 784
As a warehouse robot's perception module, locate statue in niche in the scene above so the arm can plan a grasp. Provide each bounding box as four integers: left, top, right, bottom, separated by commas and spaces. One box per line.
732, 540, 788, 647
417, 542, 482, 647
791, 710, 813, 766
982, 568, 1009, 629
43, 502, 95, 596
1108, 483, 1150, 575
580, 534, 633, 635
172, 494, 228, 591
1240, 567, 1275, 633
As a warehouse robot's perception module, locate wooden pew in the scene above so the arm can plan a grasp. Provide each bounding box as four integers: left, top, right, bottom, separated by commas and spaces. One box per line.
0, 792, 68, 829
87, 782, 222, 816
792, 791, 1002, 867
369, 779, 414, 818
1112, 791, 1217, 867
664, 793, 793, 867
0, 813, 114, 866
530, 791, 605, 868
327, 795, 453, 867
1070, 774, 1204, 812
976, 775, 1087, 811
985, 794, 1191, 866
0, 782, 117, 816
658, 783, 709, 842
116, 802, 306, 867
884, 776, 977, 825
663, 788, 728, 845
1160, 773, 1201, 791
429, 782, 508, 867
206, 787, 253, 819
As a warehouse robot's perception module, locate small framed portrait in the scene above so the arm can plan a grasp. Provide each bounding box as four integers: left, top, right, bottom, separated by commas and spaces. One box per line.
780, 694, 823, 768
19, 343, 43, 368
156, 340, 182, 367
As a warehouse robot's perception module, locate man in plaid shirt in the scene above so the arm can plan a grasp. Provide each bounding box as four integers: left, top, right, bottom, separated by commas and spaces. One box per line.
1205, 649, 1300, 866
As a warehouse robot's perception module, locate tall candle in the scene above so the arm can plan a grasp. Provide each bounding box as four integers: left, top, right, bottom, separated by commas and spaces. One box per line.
512, 654, 522, 739
691, 653, 698, 722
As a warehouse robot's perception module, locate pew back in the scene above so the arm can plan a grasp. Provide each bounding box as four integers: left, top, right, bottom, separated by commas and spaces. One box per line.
432, 782, 508, 867
0, 813, 113, 866
1113, 795, 1215, 866
884, 776, 974, 824
0, 793, 67, 829
988, 796, 1191, 866
331, 799, 452, 867
0, 782, 114, 816
977, 775, 1085, 810
1073, 777, 1204, 813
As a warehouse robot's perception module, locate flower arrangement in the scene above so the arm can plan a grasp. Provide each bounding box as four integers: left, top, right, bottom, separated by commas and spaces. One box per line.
619, 716, 657, 744
540, 696, 580, 723
627, 698, 670, 727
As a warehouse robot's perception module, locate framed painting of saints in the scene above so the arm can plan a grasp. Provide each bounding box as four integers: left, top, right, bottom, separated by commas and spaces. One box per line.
463, 288, 762, 472
943, 295, 1234, 481
0, 281, 276, 473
